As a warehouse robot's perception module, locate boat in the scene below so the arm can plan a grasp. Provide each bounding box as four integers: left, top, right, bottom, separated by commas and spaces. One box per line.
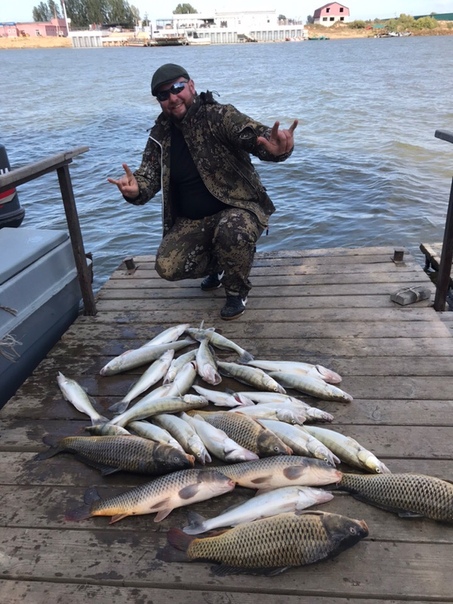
0, 145, 93, 409
0, 144, 25, 228
152, 31, 189, 46
0, 227, 83, 407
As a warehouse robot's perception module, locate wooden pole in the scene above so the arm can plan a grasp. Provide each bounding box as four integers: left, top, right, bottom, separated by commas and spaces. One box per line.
434, 130, 453, 311
57, 164, 97, 316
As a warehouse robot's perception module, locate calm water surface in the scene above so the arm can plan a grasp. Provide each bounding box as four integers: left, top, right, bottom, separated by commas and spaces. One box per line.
1, 37, 453, 291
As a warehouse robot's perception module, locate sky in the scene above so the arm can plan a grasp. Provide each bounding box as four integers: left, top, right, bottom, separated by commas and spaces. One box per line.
0, 0, 451, 24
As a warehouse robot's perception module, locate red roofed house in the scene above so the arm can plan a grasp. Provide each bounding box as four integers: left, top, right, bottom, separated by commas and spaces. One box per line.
313, 3, 350, 26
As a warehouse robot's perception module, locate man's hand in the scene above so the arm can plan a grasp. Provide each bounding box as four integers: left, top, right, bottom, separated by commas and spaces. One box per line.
257, 120, 298, 156
107, 163, 140, 198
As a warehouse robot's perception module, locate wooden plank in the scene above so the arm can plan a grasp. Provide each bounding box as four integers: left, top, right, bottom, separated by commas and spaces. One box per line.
1, 246, 452, 603
0, 581, 381, 604
2, 419, 451, 461
0, 526, 452, 600
1, 485, 452, 544
4, 395, 453, 427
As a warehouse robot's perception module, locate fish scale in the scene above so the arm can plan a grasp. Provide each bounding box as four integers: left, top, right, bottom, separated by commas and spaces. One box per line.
36, 435, 192, 475
339, 473, 453, 522
180, 511, 368, 570
190, 410, 291, 457
70, 468, 235, 523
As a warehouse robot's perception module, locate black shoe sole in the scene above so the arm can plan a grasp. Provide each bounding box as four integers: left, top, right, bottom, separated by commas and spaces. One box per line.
201, 282, 223, 292
220, 308, 245, 321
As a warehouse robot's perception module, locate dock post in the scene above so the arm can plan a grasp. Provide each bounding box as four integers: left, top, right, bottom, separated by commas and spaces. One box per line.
433, 129, 453, 311
57, 164, 97, 316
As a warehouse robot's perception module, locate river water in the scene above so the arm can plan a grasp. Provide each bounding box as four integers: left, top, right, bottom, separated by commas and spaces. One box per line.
1, 36, 453, 291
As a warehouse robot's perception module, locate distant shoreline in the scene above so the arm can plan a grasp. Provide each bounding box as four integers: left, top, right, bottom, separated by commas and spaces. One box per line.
1, 26, 452, 49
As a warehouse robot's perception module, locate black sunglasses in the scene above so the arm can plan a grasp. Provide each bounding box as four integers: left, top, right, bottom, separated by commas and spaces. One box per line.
156, 81, 188, 102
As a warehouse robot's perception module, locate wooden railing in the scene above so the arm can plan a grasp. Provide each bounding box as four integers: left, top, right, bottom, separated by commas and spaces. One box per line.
0, 147, 96, 315
433, 130, 453, 311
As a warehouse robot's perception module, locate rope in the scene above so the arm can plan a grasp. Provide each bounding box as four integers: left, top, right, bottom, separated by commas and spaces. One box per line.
0, 334, 22, 362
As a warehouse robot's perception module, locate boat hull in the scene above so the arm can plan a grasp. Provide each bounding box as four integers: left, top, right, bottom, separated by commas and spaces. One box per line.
0, 228, 82, 408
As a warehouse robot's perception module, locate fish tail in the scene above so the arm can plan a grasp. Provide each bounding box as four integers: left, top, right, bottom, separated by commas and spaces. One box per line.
65, 503, 92, 522
33, 434, 63, 460
91, 415, 109, 426
183, 511, 207, 535
65, 487, 100, 521
108, 401, 129, 414
238, 351, 254, 363
167, 527, 196, 553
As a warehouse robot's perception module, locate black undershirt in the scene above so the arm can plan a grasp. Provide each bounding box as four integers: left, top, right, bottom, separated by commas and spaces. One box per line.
170, 123, 228, 219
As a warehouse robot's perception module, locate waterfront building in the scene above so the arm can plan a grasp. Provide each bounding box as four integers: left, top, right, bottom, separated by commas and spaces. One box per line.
313, 3, 350, 26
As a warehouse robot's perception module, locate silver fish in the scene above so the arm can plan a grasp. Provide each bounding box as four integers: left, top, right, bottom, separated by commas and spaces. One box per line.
186, 327, 254, 363
268, 372, 353, 403
183, 486, 334, 534
66, 469, 235, 523
230, 404, 308, 425
247, 360, 342, 384
108, 394, 209, 427
236, 391, 334, 422
153, 413, 212, 464
258, 420, 340, 467
164, 349, 197, 384
166, 360, 198, 397
85, 423, 131, 436
195, 336, 222, 385
217, 361, 286, 394
182, 412, 258, 462
57, 372, 107, 425
99, 339, 194, 376
143, 323, 191, 347
128, 420, 187, 454
118, 349, 175, 410
192, 385, 253, 408
303, 426, 391, 474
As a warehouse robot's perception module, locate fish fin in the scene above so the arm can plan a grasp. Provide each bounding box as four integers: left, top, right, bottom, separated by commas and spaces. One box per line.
156, 543, 191, 563
211, 564, 290, 577
154, 508, 174, 522
283, 465, 311, 480
315, 365, 342, 384
398, 510, 425, 518
65, 504, 92, 522
179, 484, 201, 500
166, 527, 195, 552
109, 513, 129, 524
182, 510, 206, 534
91, 416, 109, 426
65, 486, 100, 522
72, 454, 120, 476
250, 475, 273, 486
238, 351, 254, 363
109, 401, 129, 414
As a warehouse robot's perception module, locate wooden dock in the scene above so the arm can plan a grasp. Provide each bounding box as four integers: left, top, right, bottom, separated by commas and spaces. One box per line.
1, 246, 453, 603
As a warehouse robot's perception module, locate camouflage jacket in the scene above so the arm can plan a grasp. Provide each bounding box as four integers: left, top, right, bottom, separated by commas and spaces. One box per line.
127, 91, 293, 235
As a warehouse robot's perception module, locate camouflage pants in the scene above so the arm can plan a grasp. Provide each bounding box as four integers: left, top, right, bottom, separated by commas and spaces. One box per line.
155, 208, 264, 297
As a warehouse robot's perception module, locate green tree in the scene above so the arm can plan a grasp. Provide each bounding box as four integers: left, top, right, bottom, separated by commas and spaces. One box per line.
173, 3, 197, 14
59, 0, 139, 27
33, 1, 52, 21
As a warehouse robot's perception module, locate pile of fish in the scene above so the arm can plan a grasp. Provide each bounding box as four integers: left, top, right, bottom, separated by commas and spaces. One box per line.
35, 322, 453, 575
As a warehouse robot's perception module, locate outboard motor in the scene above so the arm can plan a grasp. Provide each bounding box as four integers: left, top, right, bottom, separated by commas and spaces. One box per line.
0, 144, 25, 228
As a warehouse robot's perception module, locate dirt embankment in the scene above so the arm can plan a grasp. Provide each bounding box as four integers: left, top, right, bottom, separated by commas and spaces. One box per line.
0, 24, 452, 49
0, 36, 72, 49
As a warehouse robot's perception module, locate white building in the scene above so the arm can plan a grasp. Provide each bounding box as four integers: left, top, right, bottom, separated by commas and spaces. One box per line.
151, 10, 306, 44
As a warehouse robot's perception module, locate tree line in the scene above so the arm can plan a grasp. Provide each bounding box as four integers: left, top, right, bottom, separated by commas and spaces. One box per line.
32, 1, 199, 27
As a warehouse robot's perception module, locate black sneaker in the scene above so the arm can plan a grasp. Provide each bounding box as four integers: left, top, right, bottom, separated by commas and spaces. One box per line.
220, 295, 247, 320
201, 271, 224, 291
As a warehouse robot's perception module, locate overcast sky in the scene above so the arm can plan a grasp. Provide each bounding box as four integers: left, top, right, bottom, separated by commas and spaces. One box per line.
0, 1, 450, 24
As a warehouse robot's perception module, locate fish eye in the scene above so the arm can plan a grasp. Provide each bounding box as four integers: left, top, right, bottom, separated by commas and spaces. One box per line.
349, 527, 357, 535
274, 446, 280, 452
